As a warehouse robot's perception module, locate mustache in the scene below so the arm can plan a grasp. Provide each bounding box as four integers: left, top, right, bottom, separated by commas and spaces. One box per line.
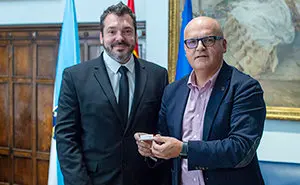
112, 41, 130, 47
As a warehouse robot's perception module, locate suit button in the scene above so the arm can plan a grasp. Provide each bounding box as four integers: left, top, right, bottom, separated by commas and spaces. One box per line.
122, 162, 127, 169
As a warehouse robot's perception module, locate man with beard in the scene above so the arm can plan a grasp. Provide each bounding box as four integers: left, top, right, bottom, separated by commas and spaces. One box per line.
55, 2, 170, 185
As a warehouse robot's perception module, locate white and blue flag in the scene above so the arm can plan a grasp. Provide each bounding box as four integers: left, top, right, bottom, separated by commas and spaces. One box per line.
48, 0, 80, 184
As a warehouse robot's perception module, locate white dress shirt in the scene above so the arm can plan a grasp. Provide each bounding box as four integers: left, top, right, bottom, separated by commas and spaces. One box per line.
103, 51, 135, 116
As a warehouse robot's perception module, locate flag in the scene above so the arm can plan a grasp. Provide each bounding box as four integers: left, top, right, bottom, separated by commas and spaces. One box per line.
48, 0, 80, 184
127, 0, 139, 57
175, 0, 193, 80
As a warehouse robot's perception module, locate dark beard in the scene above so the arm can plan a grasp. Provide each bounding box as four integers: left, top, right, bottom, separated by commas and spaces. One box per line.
103, 43, 134, 64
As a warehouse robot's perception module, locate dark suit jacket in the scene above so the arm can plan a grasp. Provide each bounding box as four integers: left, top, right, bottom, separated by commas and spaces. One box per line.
55, 54, 170, 185
158, 62, 266, 185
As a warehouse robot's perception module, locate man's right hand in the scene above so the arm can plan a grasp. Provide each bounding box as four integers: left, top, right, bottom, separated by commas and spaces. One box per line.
134, 132, 154, 157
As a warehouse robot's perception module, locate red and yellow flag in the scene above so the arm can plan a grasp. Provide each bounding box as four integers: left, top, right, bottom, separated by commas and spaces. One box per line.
127, 0, 139, 57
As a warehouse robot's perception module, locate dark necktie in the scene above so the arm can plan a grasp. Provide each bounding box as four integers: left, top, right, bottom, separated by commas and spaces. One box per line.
118, 66, 129, 124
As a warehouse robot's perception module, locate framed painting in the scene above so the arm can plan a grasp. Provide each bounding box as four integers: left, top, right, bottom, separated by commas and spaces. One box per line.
168, 0, 300, 120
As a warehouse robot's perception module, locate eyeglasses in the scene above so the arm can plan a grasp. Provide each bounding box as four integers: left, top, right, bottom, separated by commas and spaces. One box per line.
184, 36, 224, 49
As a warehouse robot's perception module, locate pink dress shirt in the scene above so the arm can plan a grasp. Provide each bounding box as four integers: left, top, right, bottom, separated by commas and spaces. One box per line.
181, 69, 220, 185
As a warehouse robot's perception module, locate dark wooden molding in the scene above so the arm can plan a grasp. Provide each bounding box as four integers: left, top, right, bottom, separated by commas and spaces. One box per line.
0, 23, 99, 31
0, 21, 146, 41
0, 21, 146, 31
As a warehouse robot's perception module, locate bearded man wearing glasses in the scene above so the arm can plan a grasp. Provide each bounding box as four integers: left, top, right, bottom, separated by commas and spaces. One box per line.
135, 16, 266, 185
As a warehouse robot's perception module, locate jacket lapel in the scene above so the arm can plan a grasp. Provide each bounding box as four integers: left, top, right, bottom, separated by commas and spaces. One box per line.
203, 62, 232, 141
173, 77, 190, 139
125, 58, 147, 132
93, 54, 123, 124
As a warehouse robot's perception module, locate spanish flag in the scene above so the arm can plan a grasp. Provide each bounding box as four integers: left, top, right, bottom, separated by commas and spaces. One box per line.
127, 0, 139, 57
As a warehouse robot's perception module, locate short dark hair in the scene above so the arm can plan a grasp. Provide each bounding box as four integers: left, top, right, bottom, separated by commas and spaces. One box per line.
100, 2, 137, 33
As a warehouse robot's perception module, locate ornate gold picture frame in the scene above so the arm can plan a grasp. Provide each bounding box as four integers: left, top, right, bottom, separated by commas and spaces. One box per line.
168, 0, 300, 120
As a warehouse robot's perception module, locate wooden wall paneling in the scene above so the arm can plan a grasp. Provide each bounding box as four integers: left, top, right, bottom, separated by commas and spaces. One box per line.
36, 84, 53, 153
13, 84, 32, 150
36, 40, 57, 156
0, 82, 9, 185
0, 83, 9, 147
36, 41, 58, 79
0, 155, 12, 183
88, 40, 102, 61
79, 30, 101, 61
80, 42, 86, 62
12, 40, 32, 78
0, 38, 14, 185
36, 159, 49, 185
34, 30, 59, 185
79, 40, 102, 62
0, 23, 104, 185
8, 38, 13, 185
12, 34, 34, 185
0, 76, 11, 184
79, 31, 101, 62
13, 157, 32, 185
35, 30, 58, 185
0, 42, 9, 76
32, 38, 37, 185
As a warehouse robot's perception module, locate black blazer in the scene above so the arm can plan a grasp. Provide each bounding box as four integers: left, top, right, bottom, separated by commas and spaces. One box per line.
56, 54, 170, 185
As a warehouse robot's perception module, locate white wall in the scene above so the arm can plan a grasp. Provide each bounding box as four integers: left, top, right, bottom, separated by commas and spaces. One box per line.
0, 0, 145, 24
1, 0, 300, 164
258, 119, 300, 164
0, 0, 168, 68
145, 0, 169, 68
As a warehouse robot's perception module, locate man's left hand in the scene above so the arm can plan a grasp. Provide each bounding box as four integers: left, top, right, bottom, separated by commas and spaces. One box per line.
151, 135, 183, 159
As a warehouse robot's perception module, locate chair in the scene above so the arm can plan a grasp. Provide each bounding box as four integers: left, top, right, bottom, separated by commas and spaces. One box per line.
259, 160, 300, 185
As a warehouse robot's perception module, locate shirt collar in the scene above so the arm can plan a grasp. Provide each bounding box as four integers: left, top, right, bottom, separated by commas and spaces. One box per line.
187, 62, 223, 89
103, 50, 135, 74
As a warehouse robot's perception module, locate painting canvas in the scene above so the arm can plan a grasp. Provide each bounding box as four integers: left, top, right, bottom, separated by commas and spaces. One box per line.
168, 0, 300, 120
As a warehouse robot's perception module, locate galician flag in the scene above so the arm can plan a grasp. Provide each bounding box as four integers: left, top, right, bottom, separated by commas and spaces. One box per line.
47, 0, 80, 184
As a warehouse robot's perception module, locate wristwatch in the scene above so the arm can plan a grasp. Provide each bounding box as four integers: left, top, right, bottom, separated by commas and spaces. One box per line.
179, 142, 188, 159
